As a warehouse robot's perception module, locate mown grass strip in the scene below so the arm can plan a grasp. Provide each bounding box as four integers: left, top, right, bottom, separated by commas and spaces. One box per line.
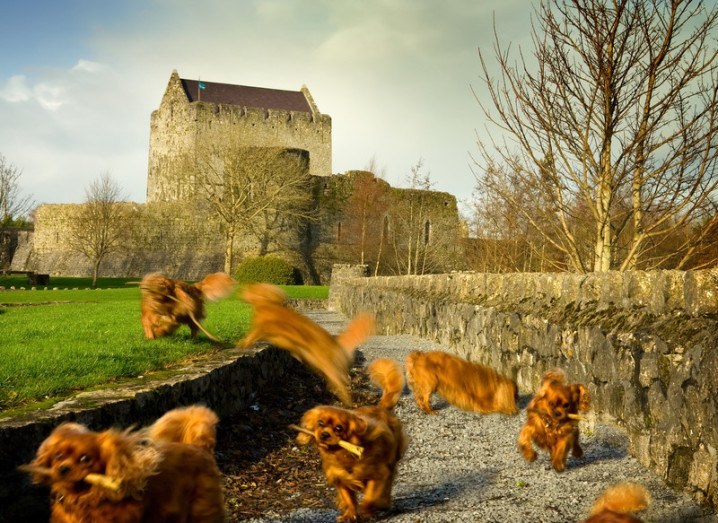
0, 283, 327, 414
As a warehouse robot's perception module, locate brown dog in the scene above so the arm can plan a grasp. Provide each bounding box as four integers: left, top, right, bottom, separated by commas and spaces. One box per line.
583, 482, 650, 522
405, 350, 518, 415
145, 404, 219, 453
518, 368, 591, 472
140, 272, 235, 340
238, 283, 375, 406
23, 408, 225, 522
297, 358, 407, 522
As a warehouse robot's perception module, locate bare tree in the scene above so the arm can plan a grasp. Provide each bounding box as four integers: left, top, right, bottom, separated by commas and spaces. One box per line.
387, 159, 463, 275
0, 154, 34, 225
190, 144, 315, 274
339, 170, 391, 274
474, 0, 718, 272
68, 173, 129, 287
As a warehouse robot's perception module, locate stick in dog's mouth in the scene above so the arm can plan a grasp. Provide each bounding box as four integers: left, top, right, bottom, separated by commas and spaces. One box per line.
18, 464, 122, 492
288, 424, 364, 458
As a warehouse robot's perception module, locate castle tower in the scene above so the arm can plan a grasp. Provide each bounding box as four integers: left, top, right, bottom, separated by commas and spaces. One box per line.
147, 70, 332, 203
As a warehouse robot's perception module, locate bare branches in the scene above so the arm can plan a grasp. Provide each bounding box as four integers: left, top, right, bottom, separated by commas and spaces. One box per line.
0, 154, 34, 225
67, 173, 130, 287
473, 0, 718, 272
190, 143, 315, 274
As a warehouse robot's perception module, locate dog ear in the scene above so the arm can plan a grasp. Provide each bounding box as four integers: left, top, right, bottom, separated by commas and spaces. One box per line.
348, 414, 367, 436
573, 384, 591, 412
572, 384, 591, 412
297, 408, 321, 445
97, 429, 160, 500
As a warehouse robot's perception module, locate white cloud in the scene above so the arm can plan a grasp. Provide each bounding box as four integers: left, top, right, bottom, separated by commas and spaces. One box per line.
0, 75, 32, 103
72, 59, 106, 73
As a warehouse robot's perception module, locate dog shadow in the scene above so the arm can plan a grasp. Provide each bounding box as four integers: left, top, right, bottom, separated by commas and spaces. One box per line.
379, 469, 497, 520
569, 426, 629, 469
517, 393, 533, 410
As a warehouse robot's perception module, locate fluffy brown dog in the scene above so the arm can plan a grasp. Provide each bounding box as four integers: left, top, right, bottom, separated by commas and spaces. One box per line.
140, 272, 235, 340
23, 408, 226, 523
297, 358, 408, 522
146, 404, 219, 453
583, 482, 650, 523
239, 283, 375, 406
518, 368, 591, 472
405, 350, 518, 415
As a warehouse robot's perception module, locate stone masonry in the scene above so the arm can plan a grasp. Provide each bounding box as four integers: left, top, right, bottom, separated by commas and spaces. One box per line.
328, 266, 718, 511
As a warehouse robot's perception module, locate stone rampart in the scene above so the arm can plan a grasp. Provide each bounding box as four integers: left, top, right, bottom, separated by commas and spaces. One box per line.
328, 266, 718, 510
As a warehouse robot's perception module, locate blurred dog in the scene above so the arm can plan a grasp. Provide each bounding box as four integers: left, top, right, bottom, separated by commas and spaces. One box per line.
297, 358, 408, 522
583, 482, 650, 523
238, 283, 375, 406
22, 406, 225, 522
518, 368, 591, 472
145, 404, 219, 453
140, 272, 235, 341
405, 350, 518, 415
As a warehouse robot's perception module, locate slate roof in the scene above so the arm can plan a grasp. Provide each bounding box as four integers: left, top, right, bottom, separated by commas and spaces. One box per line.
181, 78, 312, 113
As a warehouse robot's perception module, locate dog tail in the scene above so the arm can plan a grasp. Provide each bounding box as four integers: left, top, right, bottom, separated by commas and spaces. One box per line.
368, 358, 405, 410
194, 272, 236, 302
336, 312, 375, 358
147, 405, 219, 453
240, 282, 288, 305
588, 482, 650, 519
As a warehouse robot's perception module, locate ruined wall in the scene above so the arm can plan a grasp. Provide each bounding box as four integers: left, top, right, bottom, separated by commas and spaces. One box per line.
27, 202, 225, 279
147, 71, 331, 203
329, 266, 718, 510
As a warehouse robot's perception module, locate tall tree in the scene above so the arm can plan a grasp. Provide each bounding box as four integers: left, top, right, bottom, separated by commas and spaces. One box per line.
340, 170, 391, 273
474, 0, 718, 272
0, 154, 34, 226
190, 145, 315, 274
68, 173, 129, 287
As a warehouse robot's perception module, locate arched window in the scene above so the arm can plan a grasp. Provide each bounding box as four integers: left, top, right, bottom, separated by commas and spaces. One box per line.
423, 220, 431, 245
383, 216, 390, 240
337, 221, 342, 242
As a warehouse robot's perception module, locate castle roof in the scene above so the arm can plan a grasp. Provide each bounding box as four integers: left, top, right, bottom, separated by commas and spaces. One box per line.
180, 78, 312, 113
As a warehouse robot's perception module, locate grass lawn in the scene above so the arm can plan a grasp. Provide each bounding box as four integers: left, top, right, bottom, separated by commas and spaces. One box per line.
0, 281, 328, 415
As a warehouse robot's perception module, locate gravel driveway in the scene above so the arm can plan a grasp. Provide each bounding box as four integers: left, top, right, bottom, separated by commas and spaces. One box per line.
243, 310, 716, 523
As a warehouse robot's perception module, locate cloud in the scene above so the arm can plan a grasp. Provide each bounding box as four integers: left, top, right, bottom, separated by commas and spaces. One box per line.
0, 75, 32, 103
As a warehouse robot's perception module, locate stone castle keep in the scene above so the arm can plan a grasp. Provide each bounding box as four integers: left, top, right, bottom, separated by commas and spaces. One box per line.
147, 71, 332, 202
10, 70, 461, 282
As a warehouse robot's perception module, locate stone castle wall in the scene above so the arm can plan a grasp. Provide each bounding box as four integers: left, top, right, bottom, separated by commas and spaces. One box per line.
27, 203, 225, 279
328, 267, 718, 510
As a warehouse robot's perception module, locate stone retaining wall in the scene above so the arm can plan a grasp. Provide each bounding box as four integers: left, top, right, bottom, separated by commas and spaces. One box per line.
328, 266, 718, 510
0, 345, 297, 522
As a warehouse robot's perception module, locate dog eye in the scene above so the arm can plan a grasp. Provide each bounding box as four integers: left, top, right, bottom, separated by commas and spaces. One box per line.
54, 452, 64, 460
317, 420, 325, 428
334, 425, 343, 434
79, 454, 92, 464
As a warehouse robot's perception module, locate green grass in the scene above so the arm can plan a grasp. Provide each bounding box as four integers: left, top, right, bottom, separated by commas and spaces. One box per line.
0, 281, 328, 415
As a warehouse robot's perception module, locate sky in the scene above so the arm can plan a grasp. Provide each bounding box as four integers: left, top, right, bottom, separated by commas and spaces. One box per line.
0, 0, 533, 215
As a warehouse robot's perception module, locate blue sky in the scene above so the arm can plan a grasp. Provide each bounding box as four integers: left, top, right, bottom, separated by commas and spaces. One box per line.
0, 0, 532, 212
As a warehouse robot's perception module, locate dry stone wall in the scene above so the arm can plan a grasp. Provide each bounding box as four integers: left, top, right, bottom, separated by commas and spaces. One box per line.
328, 266, 718, 510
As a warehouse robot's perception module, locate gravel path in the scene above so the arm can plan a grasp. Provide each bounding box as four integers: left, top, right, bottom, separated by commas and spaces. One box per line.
243, 310, 716, 523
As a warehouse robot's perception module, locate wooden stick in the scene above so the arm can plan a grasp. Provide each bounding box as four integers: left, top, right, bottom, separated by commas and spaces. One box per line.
567, 413, 588, 421
18, 463, 51, 477
288, 424, 364, 458
85, 473, 122, 492
18, 464, 122, 492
